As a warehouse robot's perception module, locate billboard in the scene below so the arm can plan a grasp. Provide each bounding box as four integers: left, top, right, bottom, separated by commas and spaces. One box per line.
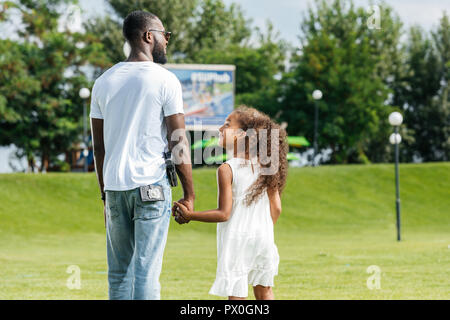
165, 64, 235, 130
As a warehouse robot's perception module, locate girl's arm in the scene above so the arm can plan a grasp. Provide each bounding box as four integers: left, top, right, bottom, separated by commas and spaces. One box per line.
267, 187, 282, 224
174, 163, 233, 223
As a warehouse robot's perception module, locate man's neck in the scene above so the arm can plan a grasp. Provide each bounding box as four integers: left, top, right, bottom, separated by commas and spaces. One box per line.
126, 49, 153, 62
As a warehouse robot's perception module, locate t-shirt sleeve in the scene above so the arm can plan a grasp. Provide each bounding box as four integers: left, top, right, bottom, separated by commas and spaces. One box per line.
89, 83, 104, 119
162, 73, 184, 117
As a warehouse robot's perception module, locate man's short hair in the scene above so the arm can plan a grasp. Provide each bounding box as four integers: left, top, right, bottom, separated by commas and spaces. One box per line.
123, 10, 159, 44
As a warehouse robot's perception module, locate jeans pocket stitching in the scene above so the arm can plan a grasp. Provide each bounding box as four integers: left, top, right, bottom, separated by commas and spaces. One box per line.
135, 201, 165, 220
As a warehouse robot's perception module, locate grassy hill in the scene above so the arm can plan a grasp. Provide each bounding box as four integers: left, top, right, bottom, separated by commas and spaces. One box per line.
0, 162, 449, 299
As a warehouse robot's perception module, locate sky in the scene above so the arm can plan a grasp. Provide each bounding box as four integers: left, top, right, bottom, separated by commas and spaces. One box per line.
1, 0, 449, 172
221, 0, 450, 44
77, 0, 450, 45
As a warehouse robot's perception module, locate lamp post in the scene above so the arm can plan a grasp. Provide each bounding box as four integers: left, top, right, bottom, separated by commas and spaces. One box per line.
389, 111, 403, 241
79, 87, 90, 172
312, 89, 322, 166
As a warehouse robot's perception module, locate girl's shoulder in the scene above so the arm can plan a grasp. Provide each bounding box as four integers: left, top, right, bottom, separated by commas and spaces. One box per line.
217, 161, 233, 173
222, 157, 260, 185
216, 161, 234, 185
218, 158, 242, 186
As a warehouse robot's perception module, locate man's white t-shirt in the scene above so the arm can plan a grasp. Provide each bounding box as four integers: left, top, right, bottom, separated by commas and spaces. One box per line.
89, 61, 184, 191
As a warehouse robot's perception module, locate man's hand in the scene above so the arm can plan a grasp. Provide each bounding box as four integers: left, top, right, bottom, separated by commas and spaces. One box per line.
173, 200, 192, 224
172, 198, 193, 224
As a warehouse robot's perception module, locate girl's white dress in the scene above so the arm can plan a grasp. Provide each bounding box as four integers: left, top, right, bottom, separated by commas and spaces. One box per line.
209, 157, 279, 298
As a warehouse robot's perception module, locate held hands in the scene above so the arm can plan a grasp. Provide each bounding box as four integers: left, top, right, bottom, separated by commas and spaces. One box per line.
172, 199, 192, 225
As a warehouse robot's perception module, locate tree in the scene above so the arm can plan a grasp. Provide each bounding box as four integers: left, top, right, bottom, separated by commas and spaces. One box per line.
279, 0, 403, 164
183, 0, 252, 61
429, 13, 449, 161
392, 13, 450, 162
83, 0, 257, 78
85, 0, 198, 66
0, 0, 108, 172
0, 39, 41, 170
83, 16, 125, 77
83, 0, 286, 120
194, 21, 287, 117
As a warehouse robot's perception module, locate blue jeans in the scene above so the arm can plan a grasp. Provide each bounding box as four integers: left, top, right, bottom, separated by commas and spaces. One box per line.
105, 175, 172, 300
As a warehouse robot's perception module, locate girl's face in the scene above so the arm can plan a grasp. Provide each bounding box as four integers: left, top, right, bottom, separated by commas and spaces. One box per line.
218, 112, 244, 150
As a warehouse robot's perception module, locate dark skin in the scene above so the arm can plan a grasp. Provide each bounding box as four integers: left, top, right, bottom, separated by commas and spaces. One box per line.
91, 17, 195, 226
126, 17, 167, 63
91, 118, 106, 226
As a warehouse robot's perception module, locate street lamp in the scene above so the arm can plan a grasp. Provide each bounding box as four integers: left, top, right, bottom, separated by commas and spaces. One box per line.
389, 111, 403, 241
79, 87, 90, 173
312, 89, 322, 166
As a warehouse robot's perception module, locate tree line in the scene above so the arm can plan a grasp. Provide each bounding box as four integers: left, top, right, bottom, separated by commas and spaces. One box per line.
0, 0, 448, 171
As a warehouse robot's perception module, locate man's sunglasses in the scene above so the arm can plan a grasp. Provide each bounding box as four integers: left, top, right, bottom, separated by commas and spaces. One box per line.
148, 29, 172, 42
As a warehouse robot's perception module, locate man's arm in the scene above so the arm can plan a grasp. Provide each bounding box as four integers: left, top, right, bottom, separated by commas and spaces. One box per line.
91, 118, 105, 202
164, 113, 195, 212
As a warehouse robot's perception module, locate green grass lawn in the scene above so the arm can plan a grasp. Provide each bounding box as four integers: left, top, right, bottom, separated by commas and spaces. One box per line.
0, 162, 449, 299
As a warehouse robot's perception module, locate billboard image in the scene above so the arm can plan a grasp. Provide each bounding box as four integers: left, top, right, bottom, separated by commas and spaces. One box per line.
165, 64, 235, 130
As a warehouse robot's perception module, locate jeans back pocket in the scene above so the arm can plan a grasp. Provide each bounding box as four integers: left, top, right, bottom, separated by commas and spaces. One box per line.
135, 196, 166, 220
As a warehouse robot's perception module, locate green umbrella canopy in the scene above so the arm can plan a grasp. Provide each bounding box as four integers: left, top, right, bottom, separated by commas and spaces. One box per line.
287, 152, 301, 161
193, 136, 309, 150
205, 137, 220, 148
287, 136, 310, 147
191, 137, 220, 150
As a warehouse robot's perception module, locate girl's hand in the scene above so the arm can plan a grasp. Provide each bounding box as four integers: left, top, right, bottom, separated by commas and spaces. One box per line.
174, 201, 191, 223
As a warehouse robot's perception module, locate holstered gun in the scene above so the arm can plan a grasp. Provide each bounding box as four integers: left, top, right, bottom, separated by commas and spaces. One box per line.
164, 152, 178, 187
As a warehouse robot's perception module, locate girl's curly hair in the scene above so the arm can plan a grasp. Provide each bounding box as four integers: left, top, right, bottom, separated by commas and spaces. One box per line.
232, 105, 288, 206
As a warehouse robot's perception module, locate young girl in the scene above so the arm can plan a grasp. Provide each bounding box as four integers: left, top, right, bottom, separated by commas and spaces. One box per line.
174, 106, 288, 300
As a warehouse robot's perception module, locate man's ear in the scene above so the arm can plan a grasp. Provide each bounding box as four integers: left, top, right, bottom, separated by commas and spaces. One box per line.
144, 31, 153, 44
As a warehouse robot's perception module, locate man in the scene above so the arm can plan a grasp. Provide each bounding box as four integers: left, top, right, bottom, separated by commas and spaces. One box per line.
90, 10, 194, 300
